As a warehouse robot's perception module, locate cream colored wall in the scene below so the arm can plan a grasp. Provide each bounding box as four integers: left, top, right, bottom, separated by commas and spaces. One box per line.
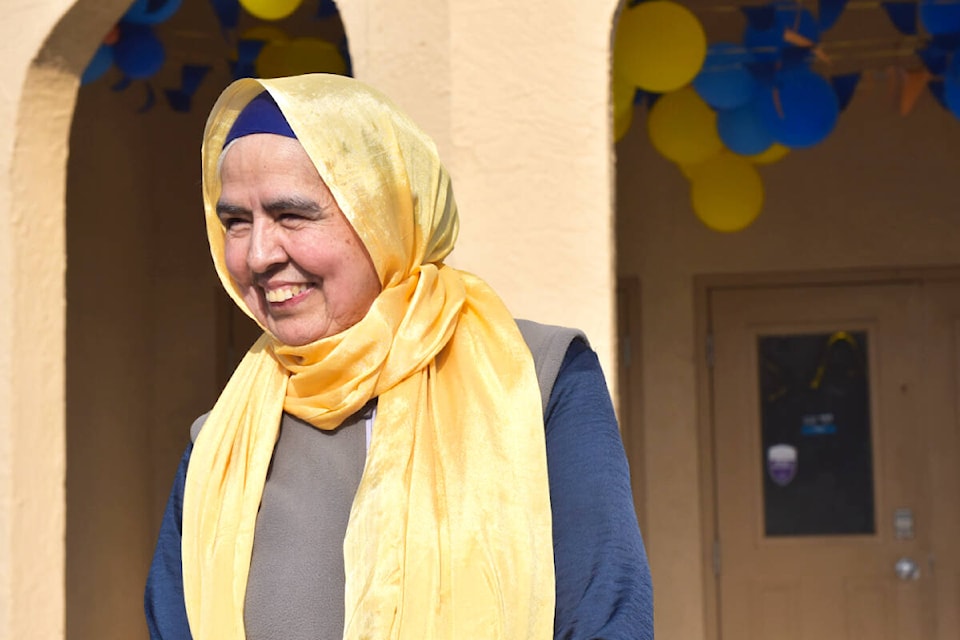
0, 1, 125, 637
617, 89, 960, 638
348, 0, 623, 378
447, 0, 621, 379
1, 64, 72, 640
4, 0, 625, 638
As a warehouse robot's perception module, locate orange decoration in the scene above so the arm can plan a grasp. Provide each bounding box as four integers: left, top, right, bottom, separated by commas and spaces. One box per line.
812, 45, 831, 64
772, 87, 785, 119
782, 28, 814, 48
781, 29, 831, 64
900, 68, 933, 116
103, 25, 120, 46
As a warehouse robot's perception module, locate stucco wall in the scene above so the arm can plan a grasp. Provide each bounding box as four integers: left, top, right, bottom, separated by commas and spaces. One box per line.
617, 88, 960, 638
0, 1, 117, 636
349, 0, 622, 379
3, 64, 73, 640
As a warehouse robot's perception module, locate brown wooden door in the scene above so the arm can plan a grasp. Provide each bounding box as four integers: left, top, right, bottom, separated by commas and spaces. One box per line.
710, 281, 952, 640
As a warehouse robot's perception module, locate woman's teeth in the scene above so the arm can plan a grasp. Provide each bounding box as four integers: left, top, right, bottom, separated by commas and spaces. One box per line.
265, 284, 309, 303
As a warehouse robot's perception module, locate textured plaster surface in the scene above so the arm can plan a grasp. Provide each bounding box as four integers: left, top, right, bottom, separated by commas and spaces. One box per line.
344, 0, 621, 381
0, 3, 71, 635
446, 0, 621, 379
0, 1, 132, 636
8, 65, 74, 640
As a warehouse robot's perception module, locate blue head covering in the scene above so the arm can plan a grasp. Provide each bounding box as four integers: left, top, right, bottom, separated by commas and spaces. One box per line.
223, 91, 296, 147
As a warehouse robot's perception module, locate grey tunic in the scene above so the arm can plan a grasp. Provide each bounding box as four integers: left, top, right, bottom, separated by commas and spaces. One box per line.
244, 408, 370, 639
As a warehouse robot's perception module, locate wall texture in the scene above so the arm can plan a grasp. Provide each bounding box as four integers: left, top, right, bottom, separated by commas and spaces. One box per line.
0, 1, 118, 636
350, 0, 623, 378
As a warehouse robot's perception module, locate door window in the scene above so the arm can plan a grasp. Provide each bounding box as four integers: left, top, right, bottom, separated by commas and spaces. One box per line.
758, 331, 876, 536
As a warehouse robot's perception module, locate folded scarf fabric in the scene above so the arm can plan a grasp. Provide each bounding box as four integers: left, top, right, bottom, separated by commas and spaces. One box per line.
181, 74, 555, 639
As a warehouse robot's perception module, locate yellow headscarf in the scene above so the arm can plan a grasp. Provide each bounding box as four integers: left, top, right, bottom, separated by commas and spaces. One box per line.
181, 74, 555, 639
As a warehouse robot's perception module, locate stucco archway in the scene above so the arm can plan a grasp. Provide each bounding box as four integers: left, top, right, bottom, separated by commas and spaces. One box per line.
2, 1, 131, 637
64, 4, 355, 636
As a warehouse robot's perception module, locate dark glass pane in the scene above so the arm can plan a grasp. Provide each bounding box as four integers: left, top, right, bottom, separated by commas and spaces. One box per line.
758, 331, 875, 536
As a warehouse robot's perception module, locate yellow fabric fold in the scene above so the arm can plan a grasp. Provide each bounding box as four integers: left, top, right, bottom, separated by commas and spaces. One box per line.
181, 74, 555, 639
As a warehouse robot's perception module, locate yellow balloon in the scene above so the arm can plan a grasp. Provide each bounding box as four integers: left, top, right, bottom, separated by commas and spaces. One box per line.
677, 162, 698, 180
614, 1, 707, 93
256, 37, 347, 78
690, 152, 764, 232
647, 87, 722, 165
747, 142, 790, 165
256, 41, 289, 78
676, 152, 717, 181
239, 0, 302, 21
613, 65, 637, 142
613, 64, 636, 116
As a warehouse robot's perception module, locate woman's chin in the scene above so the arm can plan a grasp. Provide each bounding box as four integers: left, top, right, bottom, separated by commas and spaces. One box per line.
267, 319, 334, 346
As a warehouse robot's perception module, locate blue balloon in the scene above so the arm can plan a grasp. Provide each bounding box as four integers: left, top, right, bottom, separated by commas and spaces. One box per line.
744, 24, 783, 62
114, 24, 166, 79
780, 45, 814, 72
81, 44, 114, 85
920, 0, 960, 36
948, 48, 960, 83
693, 42, 759, 109
756, 69, 839, 148
717, 101, 775, 155
123, 0, 183, 25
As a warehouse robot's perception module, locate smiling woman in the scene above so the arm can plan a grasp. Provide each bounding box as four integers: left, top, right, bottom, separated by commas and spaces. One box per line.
217, 118, 381, 345
144, 73, 652, 640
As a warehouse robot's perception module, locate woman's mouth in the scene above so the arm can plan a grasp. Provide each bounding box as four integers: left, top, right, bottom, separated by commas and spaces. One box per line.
264, 283, 312, 303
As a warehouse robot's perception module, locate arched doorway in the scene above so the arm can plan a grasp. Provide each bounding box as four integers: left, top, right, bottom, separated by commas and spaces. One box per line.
64, 3, 353, 636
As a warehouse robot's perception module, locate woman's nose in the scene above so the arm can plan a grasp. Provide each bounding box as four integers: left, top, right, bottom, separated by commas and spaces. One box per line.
247, 220, 285, 273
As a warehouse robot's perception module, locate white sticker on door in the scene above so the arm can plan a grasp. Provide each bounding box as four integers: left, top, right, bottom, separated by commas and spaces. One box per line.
767, 443, 798, 487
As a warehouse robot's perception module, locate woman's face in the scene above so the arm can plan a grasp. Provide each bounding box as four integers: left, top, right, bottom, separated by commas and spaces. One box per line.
217, 134, 381, 346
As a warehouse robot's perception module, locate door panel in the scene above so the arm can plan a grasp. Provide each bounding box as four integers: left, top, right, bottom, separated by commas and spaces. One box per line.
918, 282, 960, 639
711, 283, 937, 640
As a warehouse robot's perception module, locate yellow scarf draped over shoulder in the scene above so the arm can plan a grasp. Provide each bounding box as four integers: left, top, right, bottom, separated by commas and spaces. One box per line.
182, 74, 555, 639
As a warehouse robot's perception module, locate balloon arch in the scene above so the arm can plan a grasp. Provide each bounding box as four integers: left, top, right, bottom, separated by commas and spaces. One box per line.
614, 0, 960, 233
81, 0, 348, 112
79, 0, 960, 233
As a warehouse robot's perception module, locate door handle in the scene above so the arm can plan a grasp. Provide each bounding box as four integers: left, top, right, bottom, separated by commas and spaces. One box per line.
894, 557, 921, 581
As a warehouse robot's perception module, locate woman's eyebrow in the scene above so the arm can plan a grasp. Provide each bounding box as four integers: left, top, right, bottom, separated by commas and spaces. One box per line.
262, 197, 321, 215
216, 201, 250, 217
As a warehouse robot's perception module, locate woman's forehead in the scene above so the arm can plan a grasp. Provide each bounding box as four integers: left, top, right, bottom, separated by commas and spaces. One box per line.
222, 133, 309, 165
219, 135, 339, 209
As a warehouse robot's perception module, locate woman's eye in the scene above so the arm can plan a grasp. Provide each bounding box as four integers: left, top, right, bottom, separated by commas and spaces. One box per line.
279, 213, 305, 225
222, 217, 250, 231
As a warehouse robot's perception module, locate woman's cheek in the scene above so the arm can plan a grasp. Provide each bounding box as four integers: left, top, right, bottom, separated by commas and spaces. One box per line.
223, 240, 249, 284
